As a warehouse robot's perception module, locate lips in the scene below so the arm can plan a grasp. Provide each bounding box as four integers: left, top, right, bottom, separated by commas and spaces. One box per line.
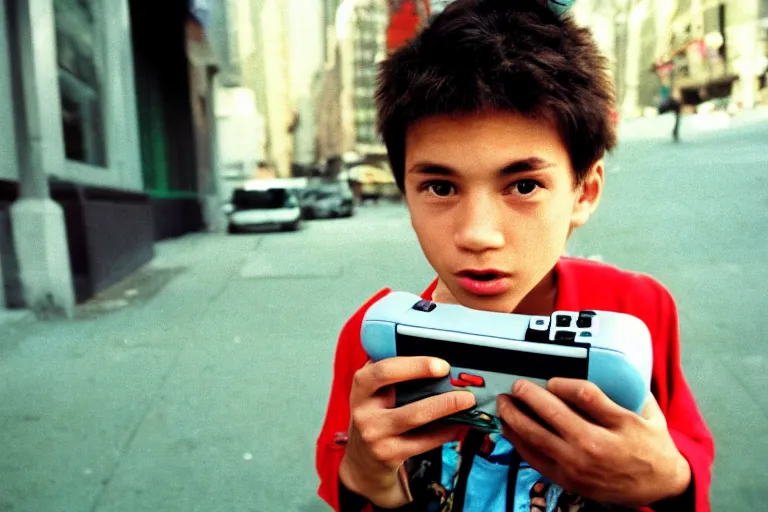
456, 269, 512, 296
458, 269, 511, 279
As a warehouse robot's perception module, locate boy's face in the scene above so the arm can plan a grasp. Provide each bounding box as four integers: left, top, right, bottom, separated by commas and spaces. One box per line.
403, 110, 603, 313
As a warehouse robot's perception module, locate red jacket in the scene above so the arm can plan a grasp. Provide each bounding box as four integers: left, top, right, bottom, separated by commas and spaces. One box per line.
316, 257, 715, 511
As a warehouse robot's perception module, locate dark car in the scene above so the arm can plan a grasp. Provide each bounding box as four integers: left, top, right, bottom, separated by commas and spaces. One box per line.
225, 187, 302, 233
301, 180, 355, 219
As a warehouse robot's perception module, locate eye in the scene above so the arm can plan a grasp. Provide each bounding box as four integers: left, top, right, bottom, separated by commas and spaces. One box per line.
510, 179, 540, 196
422, 181, 456, 197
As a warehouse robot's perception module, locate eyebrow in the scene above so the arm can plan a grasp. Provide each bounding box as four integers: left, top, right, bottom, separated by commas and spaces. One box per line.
407, 157, 556, 177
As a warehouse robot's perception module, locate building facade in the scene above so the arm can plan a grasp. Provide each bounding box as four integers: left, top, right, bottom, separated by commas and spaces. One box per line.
0, 0, 222, 315
287, 0, 326, 167
315, 0, 347, 164
352, 0, 388, 147
575, 0, 768, 117
210, 0, 296, 186
330, 0, 391, 163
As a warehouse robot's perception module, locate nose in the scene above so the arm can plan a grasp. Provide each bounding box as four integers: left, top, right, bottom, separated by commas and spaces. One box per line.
453, 192, 505, 253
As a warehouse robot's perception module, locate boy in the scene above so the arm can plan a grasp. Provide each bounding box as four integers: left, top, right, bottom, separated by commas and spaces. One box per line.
316, 0, 715, 510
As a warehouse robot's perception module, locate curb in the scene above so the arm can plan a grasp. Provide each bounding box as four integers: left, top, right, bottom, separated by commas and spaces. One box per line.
618, 107, 768, 141
0, 308, 34, 326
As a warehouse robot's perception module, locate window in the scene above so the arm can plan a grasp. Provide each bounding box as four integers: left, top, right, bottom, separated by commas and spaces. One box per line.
232, 189, 293, 210
53, 0, 107, 167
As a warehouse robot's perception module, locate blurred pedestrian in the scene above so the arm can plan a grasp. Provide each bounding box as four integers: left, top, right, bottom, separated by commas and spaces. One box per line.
655, 58, 683, 142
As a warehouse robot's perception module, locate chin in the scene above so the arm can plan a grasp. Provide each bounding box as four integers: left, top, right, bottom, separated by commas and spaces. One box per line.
454, 289, 521, 314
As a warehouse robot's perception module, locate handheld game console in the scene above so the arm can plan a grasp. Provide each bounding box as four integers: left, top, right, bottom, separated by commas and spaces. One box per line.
361, 292, 653, 433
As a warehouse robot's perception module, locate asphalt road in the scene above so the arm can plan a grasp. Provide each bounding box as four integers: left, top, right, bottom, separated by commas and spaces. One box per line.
0, 119, 766, 511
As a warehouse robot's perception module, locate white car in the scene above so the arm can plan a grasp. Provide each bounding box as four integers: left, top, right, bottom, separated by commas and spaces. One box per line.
226, 187, 302, 233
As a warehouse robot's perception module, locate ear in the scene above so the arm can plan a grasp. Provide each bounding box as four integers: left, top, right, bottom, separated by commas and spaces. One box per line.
570, 160, 604, 229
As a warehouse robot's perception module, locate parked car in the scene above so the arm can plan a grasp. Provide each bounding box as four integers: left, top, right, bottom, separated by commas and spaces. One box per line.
301, 180, 355, 219
297, 188, 319, 219
225, 186, 302, 233
348, 164, 401, 203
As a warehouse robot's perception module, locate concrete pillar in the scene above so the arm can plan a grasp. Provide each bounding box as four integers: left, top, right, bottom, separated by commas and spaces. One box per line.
0, 241, 6, 309
8, 0, 75, 319
0, 0, 14, 310
204, 66, 227, 232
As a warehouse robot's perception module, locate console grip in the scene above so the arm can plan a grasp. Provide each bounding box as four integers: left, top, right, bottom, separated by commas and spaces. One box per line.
361, 321, 397, 361
587, 350, 648, 414
394, 377, 454, 408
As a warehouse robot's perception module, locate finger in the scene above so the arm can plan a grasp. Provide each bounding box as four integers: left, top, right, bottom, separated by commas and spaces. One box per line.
387, 390, 476, 436
547, 378, 632, 429
501, 423, 560, 480
510, 380, 590, 440
497, 394, 569, 458
388, 423, 466, 461
351, 357, 450, 400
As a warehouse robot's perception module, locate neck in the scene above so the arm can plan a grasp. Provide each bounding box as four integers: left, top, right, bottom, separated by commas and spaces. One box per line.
512, 269, 558, 316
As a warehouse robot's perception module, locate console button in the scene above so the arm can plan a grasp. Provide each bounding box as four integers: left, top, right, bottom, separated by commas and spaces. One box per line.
554, 330, 576, 342
450, 377, 469, 387
451, 375, 486, 387
459, 373, 485, 387
525, 317, 550, 342
579, 331, 593, 338
577, 310, 597, 328
556, 315, 571, 327
412, 300, 437, 312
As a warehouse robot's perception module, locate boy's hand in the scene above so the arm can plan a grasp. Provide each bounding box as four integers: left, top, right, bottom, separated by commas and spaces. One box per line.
497, 378, 692, 508
339, 357, 476, 508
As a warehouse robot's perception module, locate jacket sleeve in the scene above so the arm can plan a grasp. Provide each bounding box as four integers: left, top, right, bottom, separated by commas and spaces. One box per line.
316, 289, 391, 511
645, 280, 716, 512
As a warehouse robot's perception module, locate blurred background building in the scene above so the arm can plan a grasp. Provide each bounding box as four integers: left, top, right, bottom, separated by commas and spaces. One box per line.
1, 0, 766, 317
351, 0, 388, 150
0, 0, 222, 316
572, 0, 768, 117
314, 0, 347, 166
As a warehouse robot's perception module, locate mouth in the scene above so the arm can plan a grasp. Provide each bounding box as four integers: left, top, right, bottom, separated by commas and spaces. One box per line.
455, 269, 512, 296
457, 269, 511, 280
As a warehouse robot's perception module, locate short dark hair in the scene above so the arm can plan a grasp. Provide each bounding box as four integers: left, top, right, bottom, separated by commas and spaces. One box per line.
375, 0, 617, 191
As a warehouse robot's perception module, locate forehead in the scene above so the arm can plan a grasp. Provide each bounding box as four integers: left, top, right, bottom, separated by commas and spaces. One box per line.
404, 110, 571, 174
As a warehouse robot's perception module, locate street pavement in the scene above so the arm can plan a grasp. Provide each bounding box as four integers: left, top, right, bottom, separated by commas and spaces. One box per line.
1, 116, 767, 511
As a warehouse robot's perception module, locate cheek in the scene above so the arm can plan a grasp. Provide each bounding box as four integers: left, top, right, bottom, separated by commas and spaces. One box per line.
541, 188, 577, 227
510, 198, 573, 254
410, 206, 449, 259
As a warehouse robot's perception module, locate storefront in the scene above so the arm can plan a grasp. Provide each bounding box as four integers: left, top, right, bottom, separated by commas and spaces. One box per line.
0, 0, 177, 310
653, 0, 768, 110
0, 0, 142, 187
129, 0, 212, 240
53, 0, 144, 190
1, 0, 221, 313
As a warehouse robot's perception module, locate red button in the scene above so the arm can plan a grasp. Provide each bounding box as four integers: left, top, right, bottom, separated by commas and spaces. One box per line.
459, 373, 485, 387
450, 373, 486, 388
450, 377, 469, 387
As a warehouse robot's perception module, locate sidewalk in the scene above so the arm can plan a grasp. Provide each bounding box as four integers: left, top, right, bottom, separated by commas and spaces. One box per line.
0, 232, 325, 512
0, 308, 31, 327
618, 105, 768, 141
1, 206, 438, 512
